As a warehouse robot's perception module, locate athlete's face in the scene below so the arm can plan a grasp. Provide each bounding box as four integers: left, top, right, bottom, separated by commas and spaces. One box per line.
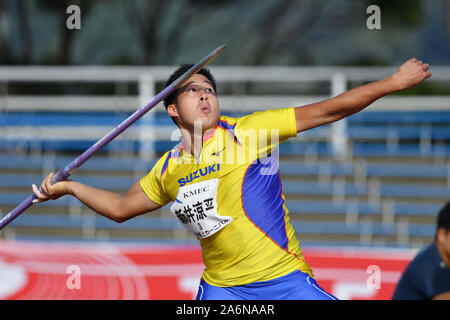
167, 74, 220, 133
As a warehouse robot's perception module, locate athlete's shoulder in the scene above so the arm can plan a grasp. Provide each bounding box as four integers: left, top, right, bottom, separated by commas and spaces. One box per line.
150, 144, 183, 177
217, 114, 238, 130
228, 108, 295, 129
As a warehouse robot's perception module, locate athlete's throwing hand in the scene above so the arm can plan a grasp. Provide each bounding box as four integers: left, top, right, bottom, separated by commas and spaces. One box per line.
391, 58, 432, 91
32, 172, 71, 204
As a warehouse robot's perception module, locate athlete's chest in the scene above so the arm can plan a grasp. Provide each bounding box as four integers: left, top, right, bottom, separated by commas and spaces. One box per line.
162, 160, 247, 199
161, 153, 248, 238
163, 130, 250, 196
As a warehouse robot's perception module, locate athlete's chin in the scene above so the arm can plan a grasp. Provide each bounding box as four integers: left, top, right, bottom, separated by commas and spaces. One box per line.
197, 114, 219, 127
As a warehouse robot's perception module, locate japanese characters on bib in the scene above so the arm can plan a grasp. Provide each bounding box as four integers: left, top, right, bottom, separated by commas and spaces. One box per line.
170, 178, 233, 238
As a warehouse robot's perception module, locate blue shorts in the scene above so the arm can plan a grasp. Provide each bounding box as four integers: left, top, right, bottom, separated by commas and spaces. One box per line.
196, 270, 338, 300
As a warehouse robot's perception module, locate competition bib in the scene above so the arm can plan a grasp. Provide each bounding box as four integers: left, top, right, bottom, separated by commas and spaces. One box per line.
170, 178, 233, 239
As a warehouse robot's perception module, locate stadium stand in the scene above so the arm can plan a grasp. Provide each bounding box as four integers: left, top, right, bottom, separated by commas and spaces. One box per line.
0, 66, 449, 249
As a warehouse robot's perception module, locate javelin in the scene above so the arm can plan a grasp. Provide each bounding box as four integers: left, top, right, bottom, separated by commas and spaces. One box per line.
0, 44, 227, 230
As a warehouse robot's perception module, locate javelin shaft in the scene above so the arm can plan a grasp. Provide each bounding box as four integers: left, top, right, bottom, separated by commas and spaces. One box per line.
50, 84, 174, 184
0, 45, 226, 230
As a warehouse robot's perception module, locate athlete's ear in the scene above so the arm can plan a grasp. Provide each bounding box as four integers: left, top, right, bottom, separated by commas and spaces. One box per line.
167, 103, 179, 118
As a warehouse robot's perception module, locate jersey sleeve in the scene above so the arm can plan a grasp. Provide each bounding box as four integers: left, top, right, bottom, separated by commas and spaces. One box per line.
139, 153, 172, 206
233, 107, 298, 158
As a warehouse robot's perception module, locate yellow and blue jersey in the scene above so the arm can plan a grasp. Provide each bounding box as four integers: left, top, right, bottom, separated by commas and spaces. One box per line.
140, 107, 313, 287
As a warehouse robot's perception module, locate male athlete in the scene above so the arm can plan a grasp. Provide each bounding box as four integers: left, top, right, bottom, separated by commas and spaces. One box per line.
32, 58, 431, 300
393, 202, 450, 300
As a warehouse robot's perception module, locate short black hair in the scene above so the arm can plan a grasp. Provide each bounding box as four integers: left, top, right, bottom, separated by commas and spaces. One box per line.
163, 63, 217, 113
437, 202, 450, 233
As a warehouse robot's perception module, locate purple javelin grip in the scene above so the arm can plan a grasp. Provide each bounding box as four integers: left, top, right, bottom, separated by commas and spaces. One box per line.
0, 44, 226, 230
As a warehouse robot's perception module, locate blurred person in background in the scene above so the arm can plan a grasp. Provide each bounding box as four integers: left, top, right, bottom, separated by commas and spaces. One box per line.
393, 202, 450, 300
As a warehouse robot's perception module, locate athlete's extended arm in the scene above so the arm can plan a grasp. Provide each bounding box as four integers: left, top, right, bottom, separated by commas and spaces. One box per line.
294, 58, 432, 133
32, 173, 161, 223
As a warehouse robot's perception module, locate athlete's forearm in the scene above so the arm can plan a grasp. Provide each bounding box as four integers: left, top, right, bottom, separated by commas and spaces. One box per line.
295, 58, 431, 132
325, 58, 431, 120
327, 75, 398, 119
33, 173, 160, 223
66, 181, 126, 222
294, 77, 396, 132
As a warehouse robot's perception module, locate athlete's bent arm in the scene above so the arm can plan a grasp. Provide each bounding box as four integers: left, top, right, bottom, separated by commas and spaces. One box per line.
294, 58, 432, 133
32, 172, 161, 223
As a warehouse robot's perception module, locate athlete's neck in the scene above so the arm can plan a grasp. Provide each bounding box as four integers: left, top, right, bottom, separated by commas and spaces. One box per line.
179, 126, 216, 159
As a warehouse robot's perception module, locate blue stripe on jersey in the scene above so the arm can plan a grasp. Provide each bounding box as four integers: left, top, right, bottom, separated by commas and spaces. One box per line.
161, 148, 182, 177
218, 119, 236, 131
241, 157, 288, 250
218, 120, 241, 145
160, 151, 172, 177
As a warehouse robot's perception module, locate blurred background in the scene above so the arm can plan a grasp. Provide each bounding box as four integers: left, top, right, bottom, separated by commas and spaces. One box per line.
0, 0, 449, 300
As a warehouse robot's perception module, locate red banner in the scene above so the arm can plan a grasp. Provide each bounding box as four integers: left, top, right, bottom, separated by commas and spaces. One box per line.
0, 240, 415, 300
